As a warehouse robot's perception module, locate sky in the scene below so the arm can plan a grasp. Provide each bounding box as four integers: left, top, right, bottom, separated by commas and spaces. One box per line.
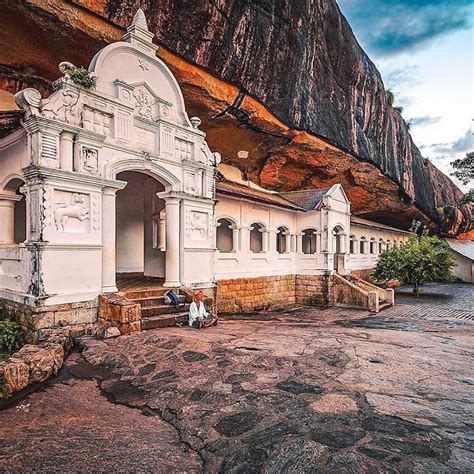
337, 0, 473, 191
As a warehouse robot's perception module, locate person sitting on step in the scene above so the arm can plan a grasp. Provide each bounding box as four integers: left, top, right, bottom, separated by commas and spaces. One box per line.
189, 290, 218, 329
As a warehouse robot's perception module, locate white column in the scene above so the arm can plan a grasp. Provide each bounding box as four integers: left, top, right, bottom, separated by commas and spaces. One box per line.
239, 226, 250, 252
261, 229, 269, 253
296, 233, 303, 253
102, 187, 118, 293
60, 131, 75, 172
231, 226, 239, 251
284, 233, 291, 253
268, 229, 277, 253
163, 196, 181, 288
0, 194, 22, 244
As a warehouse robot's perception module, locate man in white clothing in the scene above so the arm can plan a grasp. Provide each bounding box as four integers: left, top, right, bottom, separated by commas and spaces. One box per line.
189, 291, 218, 329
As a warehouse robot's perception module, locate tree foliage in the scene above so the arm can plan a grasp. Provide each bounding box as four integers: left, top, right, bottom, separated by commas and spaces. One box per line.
451, 152, 473, 186
373, 234, 456, 295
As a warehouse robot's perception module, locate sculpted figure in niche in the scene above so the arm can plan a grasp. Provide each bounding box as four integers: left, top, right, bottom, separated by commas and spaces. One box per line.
81, 147, 98, 174
54, 193, 89, 231
191, 212, 207, 238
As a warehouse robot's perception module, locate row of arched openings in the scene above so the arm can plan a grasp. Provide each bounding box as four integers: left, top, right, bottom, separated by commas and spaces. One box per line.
216, 218, 318, 254
349, 236, 402, 254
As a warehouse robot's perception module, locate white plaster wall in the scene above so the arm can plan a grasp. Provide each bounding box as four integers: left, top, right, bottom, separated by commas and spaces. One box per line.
0, 131, 29, 190
116, 171, 145, 273
349, 223, 410, 271
215, 196, 329, 279
143, 177, 165, 278
41, 248, 102, 305
451, 252, 473, 283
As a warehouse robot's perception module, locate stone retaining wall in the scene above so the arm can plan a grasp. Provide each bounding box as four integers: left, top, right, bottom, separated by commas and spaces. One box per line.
217, 274, 334, 313
0, 327, 72, 399
217, 275, 296, 313
1, 299, 97, 342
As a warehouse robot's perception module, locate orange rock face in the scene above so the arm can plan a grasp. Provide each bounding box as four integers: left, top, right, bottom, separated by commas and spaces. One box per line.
0, 0, 468, 232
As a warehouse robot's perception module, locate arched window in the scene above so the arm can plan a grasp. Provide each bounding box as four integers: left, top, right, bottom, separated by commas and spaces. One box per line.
360, 237, 367, 254
0, 178, 26, 245
250, 223, 265, 253
216, 218, 234, 253
349, 235, 356, 254
276, 226, 289, 254
379, 239, 384, 253
302, 229, 317, 254
370, 238, 377, 254
333, 226, 344, 253
386, 240, 392, 250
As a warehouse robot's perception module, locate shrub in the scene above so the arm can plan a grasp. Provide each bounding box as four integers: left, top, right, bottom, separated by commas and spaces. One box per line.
374, 234, 456, 295
67, 66, 97, 89
0, 319, 25, 356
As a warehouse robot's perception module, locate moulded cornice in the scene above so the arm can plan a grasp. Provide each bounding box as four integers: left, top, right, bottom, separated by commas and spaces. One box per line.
22, 165, 127, 190
0, 128, 26, 150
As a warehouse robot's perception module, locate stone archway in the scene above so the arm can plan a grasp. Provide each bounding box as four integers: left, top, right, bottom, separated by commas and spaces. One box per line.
115, 171, 167, 280
101, 165, 182, 294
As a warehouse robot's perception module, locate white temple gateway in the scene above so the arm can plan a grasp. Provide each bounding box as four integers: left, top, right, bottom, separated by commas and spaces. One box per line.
0, 11, 409, 335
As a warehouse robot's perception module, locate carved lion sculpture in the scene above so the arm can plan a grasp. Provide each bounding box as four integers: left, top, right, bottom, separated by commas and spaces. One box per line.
54, 193, 89, 231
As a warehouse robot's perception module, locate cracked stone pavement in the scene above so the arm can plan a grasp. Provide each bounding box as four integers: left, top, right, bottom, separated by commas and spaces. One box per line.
0, 284, 473, 472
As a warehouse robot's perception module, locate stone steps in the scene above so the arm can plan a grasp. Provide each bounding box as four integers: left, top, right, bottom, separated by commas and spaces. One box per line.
124, 288, 168, 300
141, 312, 189, 330
141, 303, 189, 318
126, 288, 189, 330
378, 301, 391, 312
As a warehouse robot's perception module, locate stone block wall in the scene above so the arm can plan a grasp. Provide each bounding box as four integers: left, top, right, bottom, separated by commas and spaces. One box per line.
0, 298, 97, 342
295, 274, 334, 307
216, 275, 296, 313
98, 294, 141, 337
216, 274, 334, 313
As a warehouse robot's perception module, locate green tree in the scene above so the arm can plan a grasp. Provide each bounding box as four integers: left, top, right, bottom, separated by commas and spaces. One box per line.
451, 151, 473, 186
373, 234, 456, 296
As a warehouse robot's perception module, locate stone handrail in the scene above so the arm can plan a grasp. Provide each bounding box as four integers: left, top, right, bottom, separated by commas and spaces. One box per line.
333, 273, 380, 312
348, 274, 394, 305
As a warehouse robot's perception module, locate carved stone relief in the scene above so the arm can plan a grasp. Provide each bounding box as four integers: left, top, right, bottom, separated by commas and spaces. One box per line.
42, 88, 81, 125
175, 138, 193, 161
53, 191, 90, 232
184, 172, 197, 194
82, 106, 112, 137
133, 86, 154, 120
79, 146, 99, 175
188, 211, 208, 241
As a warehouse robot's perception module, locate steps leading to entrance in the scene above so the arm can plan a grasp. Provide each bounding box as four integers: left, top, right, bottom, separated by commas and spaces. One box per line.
124, 288, 190, 330
141, 303, 189, 318
141, 312, 188, 330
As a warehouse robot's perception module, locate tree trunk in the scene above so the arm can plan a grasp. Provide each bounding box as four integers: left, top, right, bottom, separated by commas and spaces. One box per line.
413, 282, 420, 297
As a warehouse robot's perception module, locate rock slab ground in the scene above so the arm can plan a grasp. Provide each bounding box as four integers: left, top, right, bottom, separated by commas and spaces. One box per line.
0, 284, 472, 472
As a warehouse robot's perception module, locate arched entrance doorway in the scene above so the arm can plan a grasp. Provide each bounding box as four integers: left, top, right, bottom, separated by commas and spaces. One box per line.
114, 170, 178, 292
333, 225, 345, 273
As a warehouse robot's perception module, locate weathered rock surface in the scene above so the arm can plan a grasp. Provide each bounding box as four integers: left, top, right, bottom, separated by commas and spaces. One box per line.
0, 284, 472, 471
0, 0, 468, 231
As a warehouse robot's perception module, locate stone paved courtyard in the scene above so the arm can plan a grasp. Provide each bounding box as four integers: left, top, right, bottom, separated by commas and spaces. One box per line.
0, 284, 473, 473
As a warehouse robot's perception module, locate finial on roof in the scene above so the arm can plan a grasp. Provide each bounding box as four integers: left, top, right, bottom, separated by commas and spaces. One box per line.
132, 8, 148, 30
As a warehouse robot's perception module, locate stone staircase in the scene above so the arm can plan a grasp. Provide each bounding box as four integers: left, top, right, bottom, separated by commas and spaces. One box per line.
333, 273, 394, 313
124, 288, 190, 330
344, 275, 393, 312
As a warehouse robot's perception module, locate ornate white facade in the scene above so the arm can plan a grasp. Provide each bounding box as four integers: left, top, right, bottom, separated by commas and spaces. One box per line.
0, 11, 410, 328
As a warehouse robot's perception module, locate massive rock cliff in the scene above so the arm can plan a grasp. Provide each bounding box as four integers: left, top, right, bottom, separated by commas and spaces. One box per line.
0, 0, 468, 231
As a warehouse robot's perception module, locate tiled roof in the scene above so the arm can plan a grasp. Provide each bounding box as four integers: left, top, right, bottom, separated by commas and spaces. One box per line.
279, 189, 331, 211
446, 239, 474, 260
216, 180, 304, 211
